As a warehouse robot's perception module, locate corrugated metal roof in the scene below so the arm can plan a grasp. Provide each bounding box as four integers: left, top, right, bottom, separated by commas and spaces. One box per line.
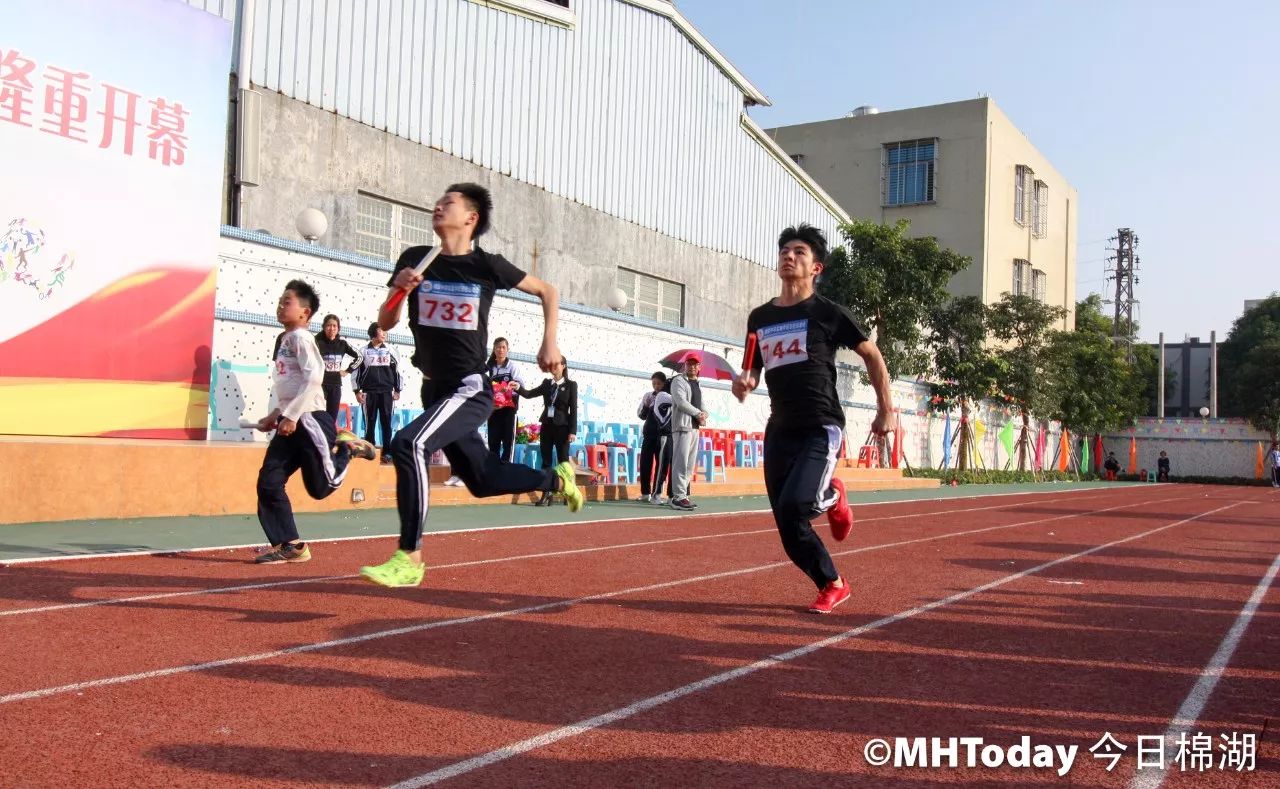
184, 0, 847, 269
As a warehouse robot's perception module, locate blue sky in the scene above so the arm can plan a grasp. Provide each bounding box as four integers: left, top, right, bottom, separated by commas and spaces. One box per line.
677, 0, 1280, 342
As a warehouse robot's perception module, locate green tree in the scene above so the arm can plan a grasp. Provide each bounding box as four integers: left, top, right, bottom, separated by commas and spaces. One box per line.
1220, 295, 1280, 438
819, 218, 970, 381
926, 297, 1005, 472
1046, 296, 1161, 450
989, 294, 1066, 470
1069, 292, 1170, 417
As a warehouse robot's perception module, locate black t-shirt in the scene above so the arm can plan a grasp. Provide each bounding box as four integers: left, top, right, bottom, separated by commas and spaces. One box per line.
390, 246, 527, 385
745, 293, 869, 430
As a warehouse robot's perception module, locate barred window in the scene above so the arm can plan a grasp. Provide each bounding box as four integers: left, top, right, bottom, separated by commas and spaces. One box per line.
1032, 268, 1047, 302
355, 193, 434, 260
617, 268, 683, 327
1014, 165, 1033, 226
1032, 180, 1048, 238
883, 139, 937, 205
1012, 259, 1032, 296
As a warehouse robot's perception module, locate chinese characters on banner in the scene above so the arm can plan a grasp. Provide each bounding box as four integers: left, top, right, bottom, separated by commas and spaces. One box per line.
1, 47, 189, 165
0, 0, 230, 439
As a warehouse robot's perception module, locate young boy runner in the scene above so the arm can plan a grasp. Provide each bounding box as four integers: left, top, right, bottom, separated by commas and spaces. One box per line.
732, 225, 896, 614
360, 184, 584, 587
352, 322, 404, 464
253, 280, 375, 564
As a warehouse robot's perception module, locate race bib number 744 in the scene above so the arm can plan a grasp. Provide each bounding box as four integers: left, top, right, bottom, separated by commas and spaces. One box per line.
417, 280, 481, 330
756, 319, 809, 370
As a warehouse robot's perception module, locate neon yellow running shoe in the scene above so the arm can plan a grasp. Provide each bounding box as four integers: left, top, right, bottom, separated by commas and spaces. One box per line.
360, 550, 425, 587
336, 430, 377, 461
554, 461, 584, 513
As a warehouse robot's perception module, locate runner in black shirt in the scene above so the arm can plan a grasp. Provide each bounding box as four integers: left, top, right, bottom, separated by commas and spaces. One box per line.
360, 183, 585, 588
732, 224, 896, 614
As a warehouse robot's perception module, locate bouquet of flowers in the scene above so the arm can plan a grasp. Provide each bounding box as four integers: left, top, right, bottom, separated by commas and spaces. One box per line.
515, 421, 541, 445
492, 380, 518, 409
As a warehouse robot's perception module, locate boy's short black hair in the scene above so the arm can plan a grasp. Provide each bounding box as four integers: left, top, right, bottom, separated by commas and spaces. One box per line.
322, 314, 340, 327
367, 321, 382, 339
446, 182, 493, 238
777, 223, 829, 264
285, 279, 319, 316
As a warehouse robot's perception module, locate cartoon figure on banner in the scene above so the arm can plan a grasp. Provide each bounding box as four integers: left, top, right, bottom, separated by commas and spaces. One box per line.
0, 218, 74, 299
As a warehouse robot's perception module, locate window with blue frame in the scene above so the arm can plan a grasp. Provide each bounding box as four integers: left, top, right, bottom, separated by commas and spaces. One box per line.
883, 139, 937, 205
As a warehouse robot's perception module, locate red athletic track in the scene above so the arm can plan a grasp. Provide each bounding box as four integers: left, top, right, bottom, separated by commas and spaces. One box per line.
0, 486, 1276, 788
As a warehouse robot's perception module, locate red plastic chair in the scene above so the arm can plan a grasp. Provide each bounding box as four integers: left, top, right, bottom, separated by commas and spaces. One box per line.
709, 430, 729, 466
857, 445, 878, 468
336, 403, 352, 431
586, 445, 610, 479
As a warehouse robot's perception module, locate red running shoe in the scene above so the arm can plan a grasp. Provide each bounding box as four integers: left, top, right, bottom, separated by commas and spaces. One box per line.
827, 476, 853, 541
808, 580, 851, 614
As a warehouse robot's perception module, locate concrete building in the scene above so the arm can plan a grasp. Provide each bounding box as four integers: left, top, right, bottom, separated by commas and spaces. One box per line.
766, 98, 1078, 329
1149, 336, 1213, 418
182, 0, 849, 338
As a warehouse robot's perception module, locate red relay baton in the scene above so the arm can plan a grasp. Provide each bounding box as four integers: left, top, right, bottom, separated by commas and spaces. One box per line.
742, 333, 757, 372
382, 246, 442, 312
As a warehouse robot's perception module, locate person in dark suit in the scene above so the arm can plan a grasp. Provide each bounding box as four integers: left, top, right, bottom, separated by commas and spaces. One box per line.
519, 357, 578, 505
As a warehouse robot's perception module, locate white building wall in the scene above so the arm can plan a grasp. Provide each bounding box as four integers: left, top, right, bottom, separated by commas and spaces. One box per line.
212, 233, 968, 460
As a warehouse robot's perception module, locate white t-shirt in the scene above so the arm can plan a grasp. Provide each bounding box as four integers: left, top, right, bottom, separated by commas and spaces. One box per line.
272, 327, 327, 421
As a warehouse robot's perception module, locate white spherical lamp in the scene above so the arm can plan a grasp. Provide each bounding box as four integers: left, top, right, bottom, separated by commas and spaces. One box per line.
295, 208, 328, 243
606, 287, 628, 312
1198, 406, 1210, 418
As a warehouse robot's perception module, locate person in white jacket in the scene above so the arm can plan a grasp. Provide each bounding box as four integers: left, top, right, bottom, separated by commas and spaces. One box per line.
668, 354, 708, 510
251, 280, 375, 564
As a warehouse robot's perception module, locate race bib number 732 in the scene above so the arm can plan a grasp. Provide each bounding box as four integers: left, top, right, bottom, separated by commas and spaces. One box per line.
756, 319, 809, 370
417, 280, 481, 330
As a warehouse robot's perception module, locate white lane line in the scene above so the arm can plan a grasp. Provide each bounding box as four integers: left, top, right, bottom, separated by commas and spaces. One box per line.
1127, 549, 1280, 789
0, 495, 1164, 705
0, 491, 1132, 618
0, 485, 1119, 566
385, 501, 1245, 789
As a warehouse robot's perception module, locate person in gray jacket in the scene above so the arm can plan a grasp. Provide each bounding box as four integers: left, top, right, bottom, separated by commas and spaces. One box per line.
668, 353, 708, 510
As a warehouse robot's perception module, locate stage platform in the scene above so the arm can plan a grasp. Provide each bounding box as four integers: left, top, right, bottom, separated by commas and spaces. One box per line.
1, 435, 937, 524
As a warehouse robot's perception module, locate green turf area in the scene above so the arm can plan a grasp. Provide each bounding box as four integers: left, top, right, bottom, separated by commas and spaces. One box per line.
0, 482, 1130, 562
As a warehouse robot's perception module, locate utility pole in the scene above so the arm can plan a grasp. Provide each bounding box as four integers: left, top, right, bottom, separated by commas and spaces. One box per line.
1105, 228, 1139, 362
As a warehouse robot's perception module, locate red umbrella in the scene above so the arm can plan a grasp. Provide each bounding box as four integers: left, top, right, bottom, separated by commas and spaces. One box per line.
658, 349, 737, 381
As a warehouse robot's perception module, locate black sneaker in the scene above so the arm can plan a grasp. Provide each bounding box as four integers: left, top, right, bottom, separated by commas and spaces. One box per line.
669, 498, 696, 511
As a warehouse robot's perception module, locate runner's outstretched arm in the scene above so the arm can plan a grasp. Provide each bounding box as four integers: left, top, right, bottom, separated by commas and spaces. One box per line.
514, 274, 561, 373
